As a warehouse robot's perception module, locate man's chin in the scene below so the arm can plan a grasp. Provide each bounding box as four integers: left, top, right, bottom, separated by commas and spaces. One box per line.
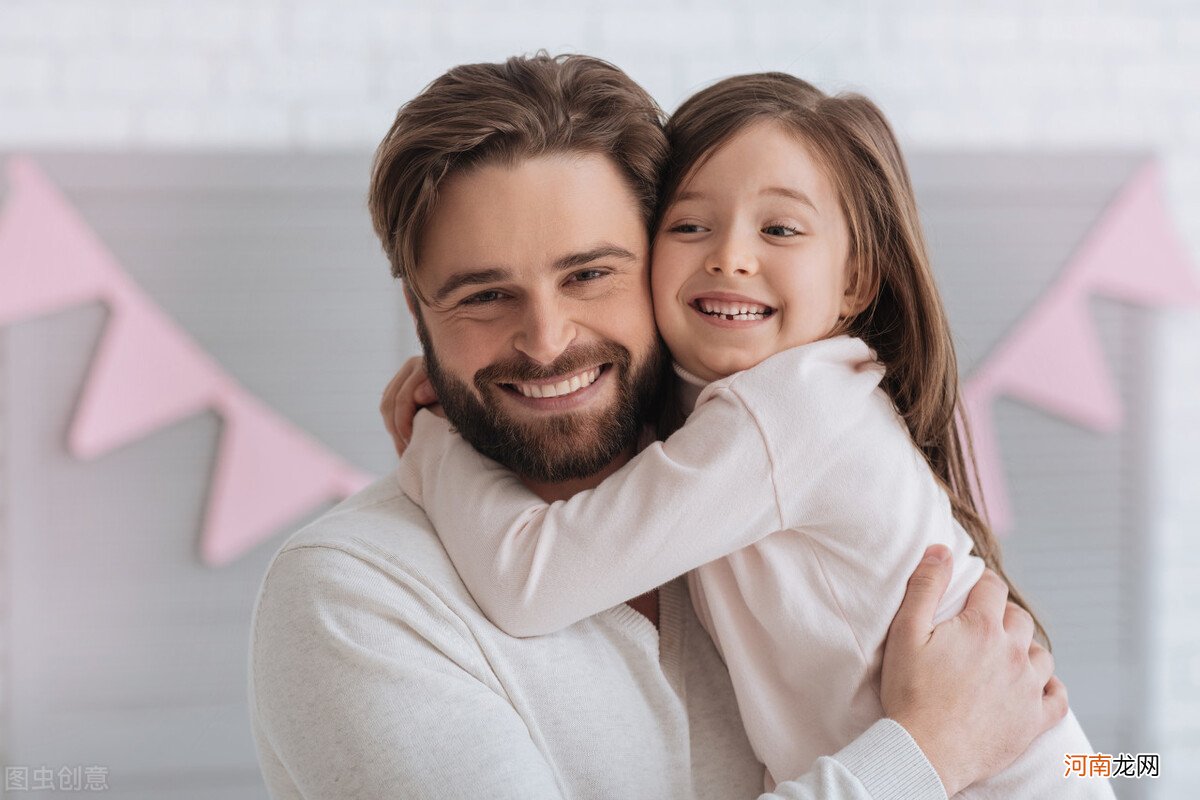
459, 403, 639, 484
419, 332, 665, 485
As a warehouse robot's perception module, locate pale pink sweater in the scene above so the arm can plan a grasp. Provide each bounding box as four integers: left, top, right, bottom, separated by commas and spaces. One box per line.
399, 335, 1111, 798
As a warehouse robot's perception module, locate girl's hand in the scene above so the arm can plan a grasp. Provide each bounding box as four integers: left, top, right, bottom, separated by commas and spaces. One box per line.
380, 356, 439, 457
881, 546, 1068, 797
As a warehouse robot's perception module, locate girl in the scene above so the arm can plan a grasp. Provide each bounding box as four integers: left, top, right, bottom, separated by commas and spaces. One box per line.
387, 73, 1110, 798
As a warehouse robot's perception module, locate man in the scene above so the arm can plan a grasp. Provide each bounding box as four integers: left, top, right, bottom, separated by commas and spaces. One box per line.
249, 54, 1065, 799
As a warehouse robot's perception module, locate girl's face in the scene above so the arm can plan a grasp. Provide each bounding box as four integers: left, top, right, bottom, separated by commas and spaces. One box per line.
651, 120, 860, 382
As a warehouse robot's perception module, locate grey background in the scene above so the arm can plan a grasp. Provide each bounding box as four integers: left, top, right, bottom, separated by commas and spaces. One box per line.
0, 152, 1152, 798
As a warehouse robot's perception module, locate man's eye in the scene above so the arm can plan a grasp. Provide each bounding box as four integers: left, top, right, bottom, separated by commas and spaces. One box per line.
460, 290, 504, 305
571, 268, 608, 282
668, 223, 706, 234
763, 224, 800, 237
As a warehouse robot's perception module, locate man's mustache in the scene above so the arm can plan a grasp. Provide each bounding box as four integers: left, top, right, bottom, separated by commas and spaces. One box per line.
474, 343, 630, 387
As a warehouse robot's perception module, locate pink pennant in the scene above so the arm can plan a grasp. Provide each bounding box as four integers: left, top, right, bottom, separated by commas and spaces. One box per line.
983, 289, 1122, 433
0, 157, 121, 324
960, 384, 1012, 534
1073, 162, 1200, 306
68, 285, 228, 459
201, 390, 367, 566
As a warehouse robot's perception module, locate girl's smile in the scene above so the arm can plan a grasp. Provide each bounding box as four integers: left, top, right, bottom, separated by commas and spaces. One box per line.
688, 291, 777, 327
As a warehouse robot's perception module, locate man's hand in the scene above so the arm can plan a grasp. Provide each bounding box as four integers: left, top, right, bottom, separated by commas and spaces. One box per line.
380, 356, 438, 457
881, 545, 1068, 797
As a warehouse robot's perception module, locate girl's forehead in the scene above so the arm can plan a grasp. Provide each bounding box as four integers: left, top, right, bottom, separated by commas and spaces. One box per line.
671, 122, 835, 204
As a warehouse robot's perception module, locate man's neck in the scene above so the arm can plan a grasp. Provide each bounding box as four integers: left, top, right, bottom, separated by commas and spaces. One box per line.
518, 443, 660, 629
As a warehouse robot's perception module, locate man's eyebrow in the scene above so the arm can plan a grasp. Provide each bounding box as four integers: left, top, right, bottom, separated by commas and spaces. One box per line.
672, 189, 704, 204
552, 244, 638, 271
432, 267, 512, 304
429, 245, 635, 304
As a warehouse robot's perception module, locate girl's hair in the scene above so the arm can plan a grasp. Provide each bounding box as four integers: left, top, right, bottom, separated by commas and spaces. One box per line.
659, 72, 1047, 645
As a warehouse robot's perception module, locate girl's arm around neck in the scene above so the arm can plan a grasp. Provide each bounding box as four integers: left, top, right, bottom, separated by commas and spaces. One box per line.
400, 337, 883, 636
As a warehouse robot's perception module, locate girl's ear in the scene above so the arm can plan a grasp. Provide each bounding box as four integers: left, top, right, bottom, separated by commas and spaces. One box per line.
840, 258, 878, 319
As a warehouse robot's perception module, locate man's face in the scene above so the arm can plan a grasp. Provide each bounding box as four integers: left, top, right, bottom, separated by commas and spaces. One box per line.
409, 153, 664, 484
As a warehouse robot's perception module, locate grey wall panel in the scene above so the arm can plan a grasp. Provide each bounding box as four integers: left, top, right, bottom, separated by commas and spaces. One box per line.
0, 152, 1154, 798
2, 153, 416, 799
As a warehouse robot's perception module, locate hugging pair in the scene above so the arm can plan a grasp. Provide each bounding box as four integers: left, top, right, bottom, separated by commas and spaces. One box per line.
252, 53, 1111, 799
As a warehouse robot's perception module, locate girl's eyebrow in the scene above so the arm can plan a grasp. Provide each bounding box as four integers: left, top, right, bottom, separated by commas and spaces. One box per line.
761, 186, 819, 213
670, 187, 819, 214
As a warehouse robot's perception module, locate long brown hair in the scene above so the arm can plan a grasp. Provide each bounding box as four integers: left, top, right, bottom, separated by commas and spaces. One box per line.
660, 73, 1047, 644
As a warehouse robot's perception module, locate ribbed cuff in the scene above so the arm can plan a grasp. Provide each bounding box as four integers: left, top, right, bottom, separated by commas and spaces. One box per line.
835, 719, 948, 800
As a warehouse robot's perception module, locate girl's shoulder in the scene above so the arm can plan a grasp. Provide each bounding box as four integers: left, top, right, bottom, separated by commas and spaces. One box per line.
723, 335, 883, 392
693, 336, 888, 428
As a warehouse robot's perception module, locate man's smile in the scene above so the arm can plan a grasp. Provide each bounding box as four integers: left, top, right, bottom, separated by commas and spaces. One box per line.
497, 364, 615, 411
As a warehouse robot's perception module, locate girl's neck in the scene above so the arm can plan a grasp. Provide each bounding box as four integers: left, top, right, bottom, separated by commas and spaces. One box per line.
672, 362, 711, 415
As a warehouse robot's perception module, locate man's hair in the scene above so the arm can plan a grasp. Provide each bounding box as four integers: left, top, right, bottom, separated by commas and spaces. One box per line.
368, 52, 669, 303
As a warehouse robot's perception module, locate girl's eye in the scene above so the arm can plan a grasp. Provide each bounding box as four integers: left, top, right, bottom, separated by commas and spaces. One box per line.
460, 289, 505, 306
668, 222, 707, 234
763, 224, 800, 237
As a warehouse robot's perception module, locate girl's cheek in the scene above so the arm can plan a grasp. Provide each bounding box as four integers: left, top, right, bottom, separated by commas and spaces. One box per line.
648, 256, 678, 315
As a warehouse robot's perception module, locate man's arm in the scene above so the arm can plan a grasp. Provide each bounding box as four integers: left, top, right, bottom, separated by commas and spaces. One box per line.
881, 546, 1068, 797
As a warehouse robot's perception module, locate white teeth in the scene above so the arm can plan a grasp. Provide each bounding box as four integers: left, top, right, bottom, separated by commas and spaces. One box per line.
513, 367, 601, 399
696, 299, 772, 319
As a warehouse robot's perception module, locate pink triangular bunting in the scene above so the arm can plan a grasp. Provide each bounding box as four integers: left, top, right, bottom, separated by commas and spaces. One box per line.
960, 383, 1012, 534
201, 390, 360, 566
1074, 162, 1200, 306
68, 288, 227, 459
0, 157, 121, 324
985, 290, 1122, 433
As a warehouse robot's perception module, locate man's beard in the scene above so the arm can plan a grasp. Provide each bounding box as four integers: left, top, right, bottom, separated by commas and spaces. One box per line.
415, 317, 665, 484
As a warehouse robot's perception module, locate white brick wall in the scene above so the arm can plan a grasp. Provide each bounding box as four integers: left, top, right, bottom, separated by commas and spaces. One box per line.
2, 1, 1198, 795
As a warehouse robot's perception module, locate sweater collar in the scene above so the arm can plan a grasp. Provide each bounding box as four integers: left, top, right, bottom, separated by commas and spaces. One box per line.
672, 362, 711, 415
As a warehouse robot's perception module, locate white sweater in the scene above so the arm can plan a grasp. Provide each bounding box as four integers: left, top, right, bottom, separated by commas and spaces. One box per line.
248, 472, 948, 799
399, 335, 1113, 798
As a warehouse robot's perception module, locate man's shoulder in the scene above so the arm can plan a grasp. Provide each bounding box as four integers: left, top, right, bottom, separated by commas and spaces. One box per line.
277, 469, 452, 577
254, 469, 476, 630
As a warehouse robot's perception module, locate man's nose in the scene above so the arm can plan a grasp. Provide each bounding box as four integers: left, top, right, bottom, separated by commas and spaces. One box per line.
704, 234, 758, 277
513, 298, 577, 366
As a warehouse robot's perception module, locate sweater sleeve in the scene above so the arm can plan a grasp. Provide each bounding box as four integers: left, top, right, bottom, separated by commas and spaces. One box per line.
398, 336, 898, 637
768, 719, 947, 800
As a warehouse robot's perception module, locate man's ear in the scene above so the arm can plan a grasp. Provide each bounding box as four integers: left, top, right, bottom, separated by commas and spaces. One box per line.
403, 283, 419, 318
403, 283, 428, 344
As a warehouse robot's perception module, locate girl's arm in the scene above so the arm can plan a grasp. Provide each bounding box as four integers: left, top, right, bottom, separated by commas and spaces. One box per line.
399, 336, 887, 636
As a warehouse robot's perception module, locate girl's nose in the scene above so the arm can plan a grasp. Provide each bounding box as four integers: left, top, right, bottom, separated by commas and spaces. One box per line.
704, 244, 758, 277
